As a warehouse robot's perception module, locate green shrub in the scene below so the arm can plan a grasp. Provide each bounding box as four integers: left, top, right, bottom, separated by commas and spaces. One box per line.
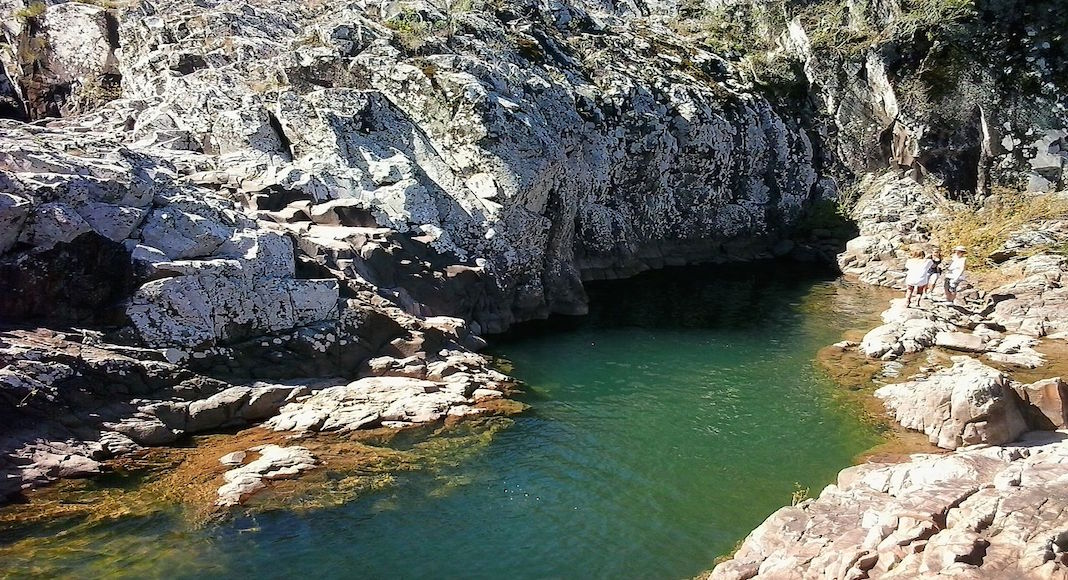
890, 0, 975, 40
669, 0, 789, 58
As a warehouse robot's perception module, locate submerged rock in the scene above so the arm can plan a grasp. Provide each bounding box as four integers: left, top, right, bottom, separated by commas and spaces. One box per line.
215, 445, 318, 507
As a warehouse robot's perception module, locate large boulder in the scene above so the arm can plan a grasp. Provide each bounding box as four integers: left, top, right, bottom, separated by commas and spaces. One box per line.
13, 1, 120, 118
875, 357, 1029, 449
861, 318, 945, 359
125, 273, 340, 349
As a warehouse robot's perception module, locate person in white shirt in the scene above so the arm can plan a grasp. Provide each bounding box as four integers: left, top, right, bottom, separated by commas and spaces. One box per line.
943, 246, 967, 303
904, 248, 935, 308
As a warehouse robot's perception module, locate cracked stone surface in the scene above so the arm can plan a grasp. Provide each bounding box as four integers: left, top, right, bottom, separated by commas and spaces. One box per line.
709, 431, 1068, 580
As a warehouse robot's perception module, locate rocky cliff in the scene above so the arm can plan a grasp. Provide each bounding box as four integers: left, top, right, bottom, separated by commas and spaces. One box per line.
0, 0, 834, 499
0, 0, 828, 334
1, 0, 1067, 569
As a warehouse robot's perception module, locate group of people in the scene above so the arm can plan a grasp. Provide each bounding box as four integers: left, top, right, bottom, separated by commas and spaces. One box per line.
903, 245, 967, 308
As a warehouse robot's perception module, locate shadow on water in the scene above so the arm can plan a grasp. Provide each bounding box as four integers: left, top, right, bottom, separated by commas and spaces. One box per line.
497, 259, 842, 340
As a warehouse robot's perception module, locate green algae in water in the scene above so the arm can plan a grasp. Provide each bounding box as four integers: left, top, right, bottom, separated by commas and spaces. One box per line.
0, 263, 884, 579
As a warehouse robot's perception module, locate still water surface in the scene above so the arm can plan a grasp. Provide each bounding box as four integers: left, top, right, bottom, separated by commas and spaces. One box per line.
0, 263, 883, 579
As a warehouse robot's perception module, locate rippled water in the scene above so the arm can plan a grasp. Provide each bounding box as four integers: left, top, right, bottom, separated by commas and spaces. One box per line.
0, 263, 883, 579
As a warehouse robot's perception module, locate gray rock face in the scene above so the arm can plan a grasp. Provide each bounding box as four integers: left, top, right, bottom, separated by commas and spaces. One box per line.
0, 193, 31, 253
3, 1, 121, 119
786, 1, 1068, 194
875, 357, 1028, 450
709, 432, 1068, 580
82, 0, 827, 330
0, 0, 829, 342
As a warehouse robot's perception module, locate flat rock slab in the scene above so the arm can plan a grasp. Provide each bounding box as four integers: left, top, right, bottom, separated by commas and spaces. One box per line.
266, 375, 473, 433
935, 331, 987, 353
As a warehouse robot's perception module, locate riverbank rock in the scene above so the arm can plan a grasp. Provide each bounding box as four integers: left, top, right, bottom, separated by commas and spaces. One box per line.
837, 175, 948, 289
1013, 378, 1068, 430
215, 445, 318, 507
708, 431, 1068, 579
874, 357, 1028, 450
0, 319, 511, 499
265, 374, 497, 432
988, 272, 1068, 339
934, 331, 988, 353
861, 308, 942, 361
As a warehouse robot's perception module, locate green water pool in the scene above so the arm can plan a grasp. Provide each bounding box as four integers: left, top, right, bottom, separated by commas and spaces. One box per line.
0, 263, 883, 579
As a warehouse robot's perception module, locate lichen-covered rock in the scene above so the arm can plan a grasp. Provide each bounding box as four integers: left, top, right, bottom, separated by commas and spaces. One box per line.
786, 1, 1068, 195
0, 192, 32, 252
5, 1, 121, 119
875, 357, 1028, 450
125, 274, 340, 349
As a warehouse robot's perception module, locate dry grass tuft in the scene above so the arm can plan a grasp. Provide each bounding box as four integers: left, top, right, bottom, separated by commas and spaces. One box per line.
931, 188, 1068, 271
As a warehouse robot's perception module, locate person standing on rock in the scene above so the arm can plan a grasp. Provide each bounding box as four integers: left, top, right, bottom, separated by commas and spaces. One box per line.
923, 248, 942, 300
904, 248, 934, 308
943, 246, 967, 304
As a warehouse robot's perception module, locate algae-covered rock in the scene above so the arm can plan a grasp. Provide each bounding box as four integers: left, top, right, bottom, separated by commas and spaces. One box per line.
215, 445, 318, 507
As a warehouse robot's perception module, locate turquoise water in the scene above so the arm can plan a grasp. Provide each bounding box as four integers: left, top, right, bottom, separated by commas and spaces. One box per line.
0, 264, 881, 579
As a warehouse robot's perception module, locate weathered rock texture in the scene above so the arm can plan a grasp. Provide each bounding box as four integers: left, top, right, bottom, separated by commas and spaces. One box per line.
709, 431, 1068, 579
837, 173, 948, 289
0, 0, 848, 499
0, 0, 832, 334
875, 357, 1029, 450
0, 319, 513, 498
782, 0, 1068, 196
